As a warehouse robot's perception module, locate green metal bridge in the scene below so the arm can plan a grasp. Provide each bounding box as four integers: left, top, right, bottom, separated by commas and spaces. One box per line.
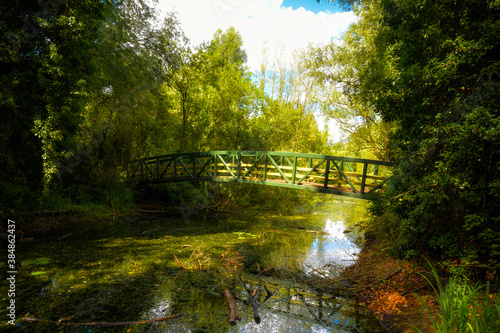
127, 151, 393, 199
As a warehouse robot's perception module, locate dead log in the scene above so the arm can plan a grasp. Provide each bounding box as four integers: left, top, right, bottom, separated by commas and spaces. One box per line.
138, 209, 169, 214
249, 288, 261, 324
23, 315, 180, 326
223, 290, 241, 326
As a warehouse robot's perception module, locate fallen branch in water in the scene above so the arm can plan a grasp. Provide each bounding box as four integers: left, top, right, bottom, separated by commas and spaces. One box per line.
249, 288, 261, 324
224, 290, 241, 326
306, 230, 331, 235
138, 209, 169, 214
23, 315, 180, 327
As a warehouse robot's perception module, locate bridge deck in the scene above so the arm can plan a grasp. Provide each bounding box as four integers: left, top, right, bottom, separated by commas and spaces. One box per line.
127, 151, 393, 199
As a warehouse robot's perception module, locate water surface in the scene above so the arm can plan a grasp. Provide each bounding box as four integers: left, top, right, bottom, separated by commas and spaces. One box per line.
2, 198, 386, 332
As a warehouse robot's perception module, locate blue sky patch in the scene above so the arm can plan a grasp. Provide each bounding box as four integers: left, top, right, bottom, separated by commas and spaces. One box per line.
281, 0, 344, 14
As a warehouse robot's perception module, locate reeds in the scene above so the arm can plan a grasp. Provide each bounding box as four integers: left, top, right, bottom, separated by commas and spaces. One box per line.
415, 262, 500, 333
173, 247, 245, 271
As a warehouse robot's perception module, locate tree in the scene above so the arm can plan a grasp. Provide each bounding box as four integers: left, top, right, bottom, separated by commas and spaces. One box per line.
315, 0, 358, 11
305, 0, 396, 160
250, 45, 329, 153
164, 28, 258, 152
61, 0, 187, 202
371, 0, 500, 269
0, 0, 112, 211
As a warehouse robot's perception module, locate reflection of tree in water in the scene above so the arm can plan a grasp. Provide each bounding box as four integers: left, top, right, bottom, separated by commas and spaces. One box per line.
235, 273, 368, 332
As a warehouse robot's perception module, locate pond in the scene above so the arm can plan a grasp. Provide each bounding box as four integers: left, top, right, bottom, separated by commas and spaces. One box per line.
1, 197, 387, 332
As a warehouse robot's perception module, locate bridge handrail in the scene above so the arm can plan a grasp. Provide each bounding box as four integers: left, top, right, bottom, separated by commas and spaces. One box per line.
134, 151, 394, 166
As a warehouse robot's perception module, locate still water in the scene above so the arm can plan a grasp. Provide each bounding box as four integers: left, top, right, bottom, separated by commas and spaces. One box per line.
2, 198, 386, 332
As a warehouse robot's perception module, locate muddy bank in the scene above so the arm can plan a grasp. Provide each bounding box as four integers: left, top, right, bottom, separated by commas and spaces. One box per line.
341, 241, 440, 332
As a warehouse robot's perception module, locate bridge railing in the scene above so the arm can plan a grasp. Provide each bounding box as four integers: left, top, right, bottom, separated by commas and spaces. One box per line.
127, 151, 393, 198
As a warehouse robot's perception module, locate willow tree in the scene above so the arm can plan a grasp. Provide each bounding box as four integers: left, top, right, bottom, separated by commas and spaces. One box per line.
39, 0, 186, 205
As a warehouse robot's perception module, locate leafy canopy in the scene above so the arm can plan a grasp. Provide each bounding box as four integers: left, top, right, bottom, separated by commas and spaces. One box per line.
370, 0, 500, 269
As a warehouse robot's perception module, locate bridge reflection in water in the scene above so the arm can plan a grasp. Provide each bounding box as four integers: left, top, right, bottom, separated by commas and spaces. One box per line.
227, 272, 373, 332
128, 151, 393, 199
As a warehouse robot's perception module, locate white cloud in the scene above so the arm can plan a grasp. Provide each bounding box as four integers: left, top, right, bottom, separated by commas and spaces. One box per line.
157, 0, 357, 71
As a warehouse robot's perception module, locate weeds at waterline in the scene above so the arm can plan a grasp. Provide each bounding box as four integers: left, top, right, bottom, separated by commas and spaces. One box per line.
415, 261, 500, 333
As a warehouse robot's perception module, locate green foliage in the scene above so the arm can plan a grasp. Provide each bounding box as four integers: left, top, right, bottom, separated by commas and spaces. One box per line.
316, 0, 359, 11
253, 46, 331, 154
409, 82, 500, 265
305, 0, 397, 160
78, 0, 186, 170
164, 28, 258, 152
416, 262, 500, 333
104, 182, 134, 211
377, 0, 500, 135
0, 181, 39, 217
368, 0, 500, 269
0, 0, 112, 192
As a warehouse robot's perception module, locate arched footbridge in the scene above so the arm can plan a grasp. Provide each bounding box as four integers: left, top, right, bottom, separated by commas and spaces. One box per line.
127, 151, 393, 199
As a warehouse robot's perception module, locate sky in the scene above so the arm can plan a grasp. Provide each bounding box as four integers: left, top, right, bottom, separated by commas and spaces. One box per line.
156, 0, 357, 72
281, 0, 345, 14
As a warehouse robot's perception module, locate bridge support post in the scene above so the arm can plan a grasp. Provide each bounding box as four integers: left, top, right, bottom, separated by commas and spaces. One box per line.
262, 154, 267, 181
156, 158, 160, 179
324, 159, 330, 189
361, 163, 368, 194
237, 152, 241, 180
213, 154, 218, 181
193, 156, 196, 178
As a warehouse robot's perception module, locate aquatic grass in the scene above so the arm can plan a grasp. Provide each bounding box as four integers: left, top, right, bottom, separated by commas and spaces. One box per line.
415, 261, 500, 333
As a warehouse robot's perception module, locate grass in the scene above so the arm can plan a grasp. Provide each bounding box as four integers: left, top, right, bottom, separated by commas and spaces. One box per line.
415, 261, 500, 333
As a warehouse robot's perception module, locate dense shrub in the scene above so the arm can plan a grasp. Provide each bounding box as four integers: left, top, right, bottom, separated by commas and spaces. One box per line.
370, 0, 500, 270
372, 79, 500, 269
